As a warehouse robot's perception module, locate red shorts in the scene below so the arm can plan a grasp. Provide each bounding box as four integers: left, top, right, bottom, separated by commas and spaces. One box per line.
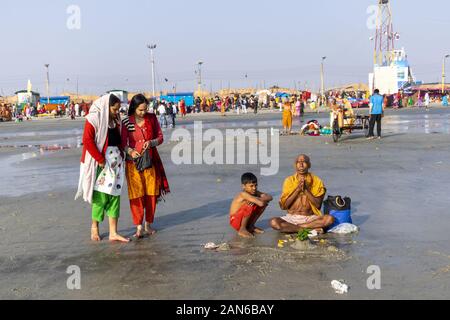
230, 203, 264, 231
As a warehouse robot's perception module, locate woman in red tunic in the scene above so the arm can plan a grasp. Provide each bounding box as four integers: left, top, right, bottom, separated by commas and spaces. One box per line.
121, 94, 170, 238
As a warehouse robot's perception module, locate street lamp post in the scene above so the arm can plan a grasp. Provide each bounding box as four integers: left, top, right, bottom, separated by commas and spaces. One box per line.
320, 56, 327, 106
197, 61, 203, 96
442, 54, 450, 94
44, 64, 50, 103
147, 44, 157, 97
64, 78, 70, 94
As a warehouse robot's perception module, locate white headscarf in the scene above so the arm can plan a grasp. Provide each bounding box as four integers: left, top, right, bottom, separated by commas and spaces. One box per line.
75, 94, 113, 204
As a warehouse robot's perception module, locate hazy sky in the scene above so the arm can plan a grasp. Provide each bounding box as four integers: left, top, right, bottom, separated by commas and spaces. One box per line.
0, 0, 449, 96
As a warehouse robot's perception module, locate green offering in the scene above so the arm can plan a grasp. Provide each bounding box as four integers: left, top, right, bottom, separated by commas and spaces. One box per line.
297, 229, 312, 241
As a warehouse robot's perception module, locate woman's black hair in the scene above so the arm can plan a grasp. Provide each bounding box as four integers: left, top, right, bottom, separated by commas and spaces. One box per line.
109, 94, 121, 107
128, 93, 149, 116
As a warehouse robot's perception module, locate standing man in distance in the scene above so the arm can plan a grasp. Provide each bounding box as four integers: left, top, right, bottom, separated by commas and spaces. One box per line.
367, 89, 385, 140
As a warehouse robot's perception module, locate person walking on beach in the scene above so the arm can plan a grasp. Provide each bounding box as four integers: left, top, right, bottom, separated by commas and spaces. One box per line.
179, 99, 187, 118
295, 98, 301, 117
121, 94, 170, 238
282, 101, 293, 135
442, 94, 449, 107
70, 103, 76, 120
166, 103, 173, 128
367, 89, 385, 140
157, 102, 167, 128
251, 96, 258, 114
424, 92, 430, 110
75, 94, 130, 243
167, 102, 176, 128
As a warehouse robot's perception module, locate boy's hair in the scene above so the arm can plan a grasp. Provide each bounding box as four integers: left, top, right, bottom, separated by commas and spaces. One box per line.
374, 89, 380, 94
241, 172, 257, 185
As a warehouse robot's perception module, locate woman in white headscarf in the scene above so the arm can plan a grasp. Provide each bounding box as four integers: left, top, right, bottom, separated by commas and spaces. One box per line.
75, 94, 130, 242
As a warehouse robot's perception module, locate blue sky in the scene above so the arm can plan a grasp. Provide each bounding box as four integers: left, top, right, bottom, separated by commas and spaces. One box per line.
0, 0, 449, 95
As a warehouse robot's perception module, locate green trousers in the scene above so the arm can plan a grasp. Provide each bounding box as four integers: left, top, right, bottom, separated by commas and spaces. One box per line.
92, 167, 120, 222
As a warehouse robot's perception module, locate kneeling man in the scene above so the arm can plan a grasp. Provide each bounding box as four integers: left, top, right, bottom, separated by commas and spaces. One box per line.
270, 154, 335, 233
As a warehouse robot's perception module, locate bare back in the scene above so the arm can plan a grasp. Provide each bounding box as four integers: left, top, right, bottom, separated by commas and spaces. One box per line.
229, 193, 247, 216
230, 191, 265, 216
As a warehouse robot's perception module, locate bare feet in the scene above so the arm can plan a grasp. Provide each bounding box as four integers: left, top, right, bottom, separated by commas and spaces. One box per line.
238, 229, 255, 238
109, 233, 131, 243
144, 223, 157, 236
250, 227, 265, 234
133, 225, 144, 239
91, 227, 101, 242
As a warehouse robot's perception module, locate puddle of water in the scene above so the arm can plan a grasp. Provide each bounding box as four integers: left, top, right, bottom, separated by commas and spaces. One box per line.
163, 114, 450, 134
0, 136, 82, 149
0, 140, 82, 197
0, 128, 82, 139
384, 114, 450, 134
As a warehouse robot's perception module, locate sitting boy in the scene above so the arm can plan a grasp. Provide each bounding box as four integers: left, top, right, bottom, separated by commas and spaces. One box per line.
229, 173, 273, 238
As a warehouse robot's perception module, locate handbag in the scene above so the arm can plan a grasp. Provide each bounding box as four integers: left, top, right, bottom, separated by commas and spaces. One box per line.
132, 118, 153, 172
133, 148, 152, 172
324, 196, 352, 229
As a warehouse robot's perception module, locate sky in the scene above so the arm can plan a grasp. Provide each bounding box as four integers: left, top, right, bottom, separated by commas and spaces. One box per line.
0, 0, 449, 96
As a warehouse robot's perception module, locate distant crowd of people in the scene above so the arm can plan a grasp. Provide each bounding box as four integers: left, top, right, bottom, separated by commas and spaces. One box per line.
2, 89, 449, 125
0, 100, 92, 122
142, 93, 313, 129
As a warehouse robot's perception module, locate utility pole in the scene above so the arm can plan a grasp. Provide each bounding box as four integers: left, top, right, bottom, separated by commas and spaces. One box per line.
197, 61, 203, 96
442, 54, 450, 94
64, 78, 70, 94
321, 56, 326, 106
44, 64, 50, 103
147, 44, 157, 97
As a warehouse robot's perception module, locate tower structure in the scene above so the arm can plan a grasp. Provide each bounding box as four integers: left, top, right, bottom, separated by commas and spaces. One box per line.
374, 0, 398, 67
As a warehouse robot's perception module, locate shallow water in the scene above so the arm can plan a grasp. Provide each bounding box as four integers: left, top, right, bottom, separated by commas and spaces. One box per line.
0, 138, 82, 197
172, 113, 450, 134
0, 128, 82, 139
383, 114, 450, 134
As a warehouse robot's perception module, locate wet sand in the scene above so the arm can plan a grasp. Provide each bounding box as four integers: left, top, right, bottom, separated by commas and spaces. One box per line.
1, 108, 450, 299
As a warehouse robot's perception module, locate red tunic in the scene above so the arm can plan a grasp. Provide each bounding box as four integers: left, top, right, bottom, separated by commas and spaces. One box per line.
80, 121, 121, 164
121, 113, 170, 196
121, 114, 163, 154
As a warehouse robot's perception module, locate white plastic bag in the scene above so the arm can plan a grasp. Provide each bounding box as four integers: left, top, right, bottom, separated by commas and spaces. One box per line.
331, 280, 349, 294
204, 242, 219, 250
328, 223, 359, 234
